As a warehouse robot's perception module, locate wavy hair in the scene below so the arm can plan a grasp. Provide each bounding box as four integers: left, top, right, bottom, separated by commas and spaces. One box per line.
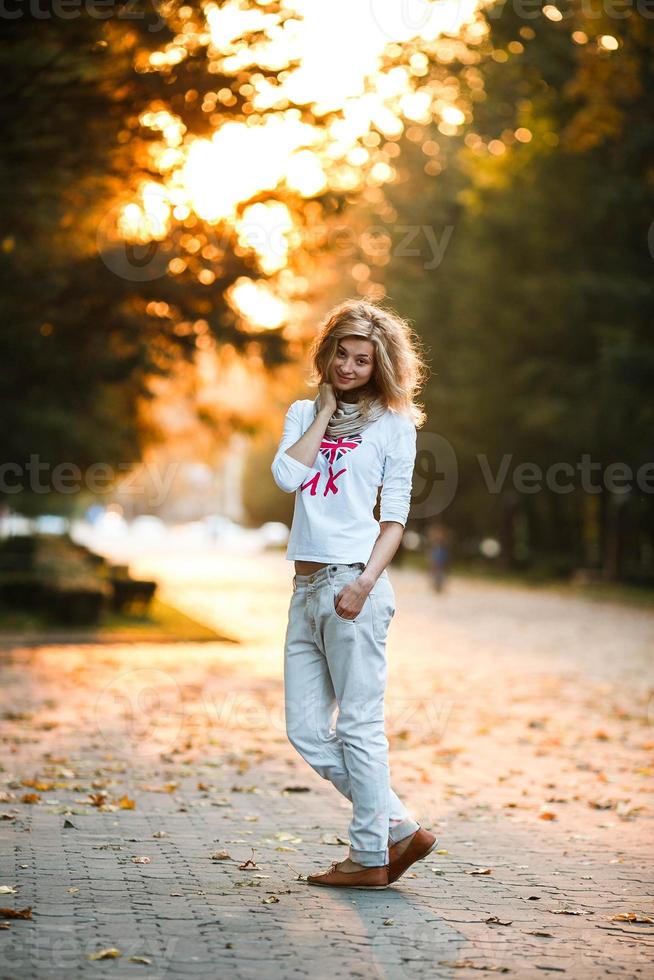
306, 299, 429, 428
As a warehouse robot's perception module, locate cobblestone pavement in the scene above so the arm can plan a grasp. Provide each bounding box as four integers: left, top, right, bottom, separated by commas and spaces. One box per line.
1, 547, 653, 979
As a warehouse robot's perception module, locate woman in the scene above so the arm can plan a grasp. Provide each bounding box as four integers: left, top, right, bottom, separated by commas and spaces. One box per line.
271, 298, 438, 889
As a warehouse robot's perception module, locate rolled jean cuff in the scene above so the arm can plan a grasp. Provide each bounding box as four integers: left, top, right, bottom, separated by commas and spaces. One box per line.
349, 847, 389, 867
388, 817, 420, 844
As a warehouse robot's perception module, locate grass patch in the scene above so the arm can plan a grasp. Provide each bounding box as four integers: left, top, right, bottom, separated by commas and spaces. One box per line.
0, 597, 231, 643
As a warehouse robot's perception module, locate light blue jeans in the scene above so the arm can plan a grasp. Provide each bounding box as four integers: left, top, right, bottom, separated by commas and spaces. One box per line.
283, 561, 420, 867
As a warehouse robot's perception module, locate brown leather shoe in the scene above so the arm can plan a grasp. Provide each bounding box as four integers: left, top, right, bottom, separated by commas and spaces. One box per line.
306, 859, 390, 889
387, 827, 439, 883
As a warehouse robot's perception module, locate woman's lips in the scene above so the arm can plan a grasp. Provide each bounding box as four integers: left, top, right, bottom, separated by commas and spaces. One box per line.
337, 373, 354, 381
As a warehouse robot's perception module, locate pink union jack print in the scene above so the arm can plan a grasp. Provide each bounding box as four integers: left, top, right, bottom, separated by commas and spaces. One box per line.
319, 434, 362, 465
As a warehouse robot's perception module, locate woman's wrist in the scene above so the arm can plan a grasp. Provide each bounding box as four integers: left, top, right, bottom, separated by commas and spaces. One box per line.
357, 571, 375, 593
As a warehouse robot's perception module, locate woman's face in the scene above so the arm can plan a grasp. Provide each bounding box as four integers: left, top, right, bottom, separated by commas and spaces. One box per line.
329, 336, 375, 395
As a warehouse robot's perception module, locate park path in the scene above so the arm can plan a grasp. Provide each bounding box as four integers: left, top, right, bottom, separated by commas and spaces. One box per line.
1, 545, 653, 979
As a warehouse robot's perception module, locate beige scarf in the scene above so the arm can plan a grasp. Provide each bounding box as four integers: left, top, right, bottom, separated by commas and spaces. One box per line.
313, 389, 387, 438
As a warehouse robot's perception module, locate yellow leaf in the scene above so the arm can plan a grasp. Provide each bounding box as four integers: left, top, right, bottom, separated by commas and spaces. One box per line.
117, 796, 135, 810
611, 911, 654, 923
88, 948, 122, 960
21, 780, 54, 791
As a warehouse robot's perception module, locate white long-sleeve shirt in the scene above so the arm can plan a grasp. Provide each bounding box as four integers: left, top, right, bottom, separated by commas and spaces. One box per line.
271, 399, 417, 564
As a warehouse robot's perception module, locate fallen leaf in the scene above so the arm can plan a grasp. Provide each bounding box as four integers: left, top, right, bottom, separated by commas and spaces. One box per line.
131, 856, 151, 864
485, 915, 512, 926
466, 868, 492, 876
549, 908, 590, 915
20, 793, 40, 805
538, 811, 557, 821
610, 912, 654, 924
21, 780, 55, 791
117, 796, 135, 810
129, 956, 152, 964
616, 802, 645, 820
0, 907, 31, 919
382, 918, 394, 926
0, 887, 17, 895
88, 948, 122, 960
525, 930, 554, 937
211, 850, 231, 861
152, 831, 167, 838
262, 895, 279, 903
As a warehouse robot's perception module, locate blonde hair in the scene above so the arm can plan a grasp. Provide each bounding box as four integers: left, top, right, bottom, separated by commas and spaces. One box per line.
307, 298, 429, 428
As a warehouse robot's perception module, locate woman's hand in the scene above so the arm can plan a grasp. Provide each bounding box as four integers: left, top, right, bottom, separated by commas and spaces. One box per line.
334, 576, 372, 620
319, 381, 337, 415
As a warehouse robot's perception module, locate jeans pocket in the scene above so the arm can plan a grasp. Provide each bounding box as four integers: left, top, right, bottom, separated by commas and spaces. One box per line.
371, 581, 395, 644
332, 585, 358, 623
